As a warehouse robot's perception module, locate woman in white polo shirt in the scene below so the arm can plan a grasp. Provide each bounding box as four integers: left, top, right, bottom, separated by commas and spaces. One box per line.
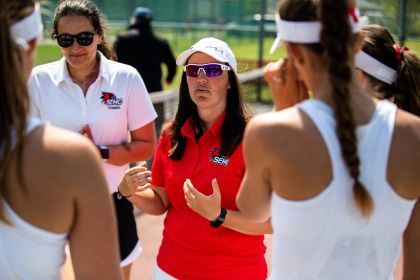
28, 0, 157, 278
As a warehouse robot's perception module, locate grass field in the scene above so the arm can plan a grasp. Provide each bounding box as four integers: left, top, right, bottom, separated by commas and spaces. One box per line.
35, 33, 420, 103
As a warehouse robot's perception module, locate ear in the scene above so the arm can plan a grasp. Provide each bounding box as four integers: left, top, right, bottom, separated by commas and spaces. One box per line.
26, 38, 38, 57
355, 30, 365, 53
286, 43, 304, 65
96, 29, 103, 45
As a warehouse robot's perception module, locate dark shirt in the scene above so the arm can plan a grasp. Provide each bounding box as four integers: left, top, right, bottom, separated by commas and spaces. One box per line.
114, 27, 177, 93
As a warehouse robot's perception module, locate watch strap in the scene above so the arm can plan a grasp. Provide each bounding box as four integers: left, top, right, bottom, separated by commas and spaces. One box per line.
97, 145, 110, 159
210, 208, 227, 228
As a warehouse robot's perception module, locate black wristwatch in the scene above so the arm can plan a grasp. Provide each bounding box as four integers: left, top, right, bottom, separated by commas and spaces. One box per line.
97, 145, 110, 159
210, 208, 227, 228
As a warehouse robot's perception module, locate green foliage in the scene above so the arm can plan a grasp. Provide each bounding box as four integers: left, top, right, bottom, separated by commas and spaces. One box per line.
35, 33, 419, 103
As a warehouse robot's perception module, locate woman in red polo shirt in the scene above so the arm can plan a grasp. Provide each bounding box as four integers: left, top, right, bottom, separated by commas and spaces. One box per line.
118, 37, 272, 279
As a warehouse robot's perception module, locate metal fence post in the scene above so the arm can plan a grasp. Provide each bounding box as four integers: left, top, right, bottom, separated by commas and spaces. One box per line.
399, 0, 407, 46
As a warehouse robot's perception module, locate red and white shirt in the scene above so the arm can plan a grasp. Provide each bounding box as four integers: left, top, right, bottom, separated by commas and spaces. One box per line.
28, 52, 157, 193
152, 113, 267, 279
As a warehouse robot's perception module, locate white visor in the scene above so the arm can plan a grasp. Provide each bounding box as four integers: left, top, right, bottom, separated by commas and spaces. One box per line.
355, 51, 397, 85
10, 2, 43, 47
270, 9, 360, 54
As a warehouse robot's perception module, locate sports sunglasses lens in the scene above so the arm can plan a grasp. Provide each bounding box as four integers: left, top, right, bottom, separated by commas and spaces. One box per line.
57, 34, 73, 48
76, 32, 94, 46
203, 65, 223, 77
186, 65, 199, 77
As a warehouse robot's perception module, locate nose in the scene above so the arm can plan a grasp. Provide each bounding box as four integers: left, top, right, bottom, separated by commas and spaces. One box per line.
197, 69, 208, 82
197, 68, 207, 77
70, 39, 83, 50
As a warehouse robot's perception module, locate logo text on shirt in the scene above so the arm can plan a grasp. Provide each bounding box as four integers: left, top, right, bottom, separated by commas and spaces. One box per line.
101, 92, 123, 109
210, 147, 229, 166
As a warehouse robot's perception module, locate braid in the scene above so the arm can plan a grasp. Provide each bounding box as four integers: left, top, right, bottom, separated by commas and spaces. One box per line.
320, 0, 373, 216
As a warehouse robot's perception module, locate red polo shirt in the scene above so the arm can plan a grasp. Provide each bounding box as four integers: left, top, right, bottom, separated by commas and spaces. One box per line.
152, 113, 267, 280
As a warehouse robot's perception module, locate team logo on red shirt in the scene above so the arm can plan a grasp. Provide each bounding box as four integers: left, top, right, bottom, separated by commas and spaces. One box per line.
210, 147, 229, 166
101, 92, 123, 109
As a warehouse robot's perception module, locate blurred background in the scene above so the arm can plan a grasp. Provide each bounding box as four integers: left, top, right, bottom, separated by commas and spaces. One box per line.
36, 0, 420, 103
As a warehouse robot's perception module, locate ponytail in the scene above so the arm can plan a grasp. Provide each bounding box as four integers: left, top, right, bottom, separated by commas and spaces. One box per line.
361, 25, 420, 116
320, 0, 373, 216
393, 50, 420, 116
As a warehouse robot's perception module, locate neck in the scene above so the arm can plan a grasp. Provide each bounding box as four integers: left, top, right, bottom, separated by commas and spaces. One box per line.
68, 57, 100, 94
313, 75, 375, 125
198, 106, 225, 129
69, 60, 99, 83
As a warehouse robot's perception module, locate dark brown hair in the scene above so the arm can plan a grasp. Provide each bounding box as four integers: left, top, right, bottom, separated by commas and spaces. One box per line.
167, 68, 248, 160
361, 24, 420, 116
52, 0, 116, 60
279, 0, 373, 216
0, 0, 35, 222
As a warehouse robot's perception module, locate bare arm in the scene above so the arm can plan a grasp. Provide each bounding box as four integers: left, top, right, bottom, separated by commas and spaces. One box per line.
107, 121, 157, 165
67, 140, 122, 279
184, 179, 272, 235
119, 162, 170, 215
403, 200, 420, 279
236, 119, 273, 223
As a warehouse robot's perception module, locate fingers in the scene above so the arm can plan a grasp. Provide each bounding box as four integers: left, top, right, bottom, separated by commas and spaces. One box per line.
211, 178, 220, 196
124, 165, 149, 176
264, 59, 287, 84
184, 179, 200, 199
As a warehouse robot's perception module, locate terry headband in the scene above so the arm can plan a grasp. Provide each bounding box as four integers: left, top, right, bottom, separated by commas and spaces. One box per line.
10, 2, 43, 48
355, 51, 397, 85
270, 8, 361, 54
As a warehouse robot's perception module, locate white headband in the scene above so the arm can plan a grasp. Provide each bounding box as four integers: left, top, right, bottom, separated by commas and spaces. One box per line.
10, 3, 43, 47
270, 8, 361, 54
355, 51, 397, 85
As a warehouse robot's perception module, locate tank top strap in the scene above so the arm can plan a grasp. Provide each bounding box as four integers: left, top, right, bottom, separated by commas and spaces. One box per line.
296, 100, 350, 278
26, 117, 45, 135
368, 100, 399, 277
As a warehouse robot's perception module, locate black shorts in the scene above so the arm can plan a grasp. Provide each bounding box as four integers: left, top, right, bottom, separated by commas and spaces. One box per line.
112, 192, 139, 263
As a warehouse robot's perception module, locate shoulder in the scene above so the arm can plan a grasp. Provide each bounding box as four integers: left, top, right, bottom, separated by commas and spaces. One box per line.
244, 107, 312, 158
247, 107, 305, 139
104, 60, 141, 81
155, 34, 170, 45
106, 60, 138, 75
30, 60, 62, 80
115, 29, 139, 41
26, 125, 104, 192
393, 109, 420, 152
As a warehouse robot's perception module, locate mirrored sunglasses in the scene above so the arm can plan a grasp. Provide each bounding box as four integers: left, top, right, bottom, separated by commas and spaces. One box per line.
184, 63, 231, 78
53, 31, 96, 48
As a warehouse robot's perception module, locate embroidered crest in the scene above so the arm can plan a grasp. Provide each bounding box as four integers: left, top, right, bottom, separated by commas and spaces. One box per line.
209, 147, 229, 166
100, 92, 123, 109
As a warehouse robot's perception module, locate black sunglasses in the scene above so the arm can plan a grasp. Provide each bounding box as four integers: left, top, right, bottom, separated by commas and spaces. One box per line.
53, 31, 96, 48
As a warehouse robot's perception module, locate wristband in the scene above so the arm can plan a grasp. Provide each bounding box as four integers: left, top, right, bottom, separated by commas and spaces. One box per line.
210, 208, 227, 228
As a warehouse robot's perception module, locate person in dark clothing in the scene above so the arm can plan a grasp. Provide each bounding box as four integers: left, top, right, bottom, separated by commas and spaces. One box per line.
114, 7, 177, 133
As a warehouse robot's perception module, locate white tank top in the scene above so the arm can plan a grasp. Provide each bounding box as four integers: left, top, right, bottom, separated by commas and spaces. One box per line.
270, 100, 416, 280
0, 118, 67, 280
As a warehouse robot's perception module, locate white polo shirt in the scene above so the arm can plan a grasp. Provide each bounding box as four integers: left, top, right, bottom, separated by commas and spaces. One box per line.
28, 52, 157, 193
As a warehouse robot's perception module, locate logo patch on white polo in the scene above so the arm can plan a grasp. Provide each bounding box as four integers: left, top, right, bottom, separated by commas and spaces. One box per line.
101, 92, 123, 109
210, 147, 229, 166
